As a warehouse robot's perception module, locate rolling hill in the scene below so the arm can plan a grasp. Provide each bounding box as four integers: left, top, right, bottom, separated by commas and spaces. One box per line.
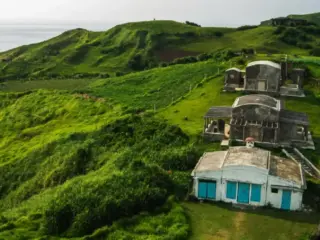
289, 12, 320, 25
0, 19, 320, 80
0, 16, 320, 240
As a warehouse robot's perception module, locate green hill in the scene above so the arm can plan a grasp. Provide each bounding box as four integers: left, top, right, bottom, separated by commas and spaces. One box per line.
289, 12, 320, 25
0, 20, 319, 80
0, 18, 320, 240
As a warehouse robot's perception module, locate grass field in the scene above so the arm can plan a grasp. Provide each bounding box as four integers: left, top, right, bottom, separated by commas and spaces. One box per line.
184, 202, 320, 240
0, 78, 95, 92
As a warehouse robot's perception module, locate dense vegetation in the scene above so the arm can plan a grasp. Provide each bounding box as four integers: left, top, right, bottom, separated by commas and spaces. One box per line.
0, 15, 320, 240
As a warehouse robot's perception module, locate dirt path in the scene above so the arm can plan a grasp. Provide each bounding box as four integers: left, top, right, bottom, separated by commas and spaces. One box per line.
234, 211, 246, 239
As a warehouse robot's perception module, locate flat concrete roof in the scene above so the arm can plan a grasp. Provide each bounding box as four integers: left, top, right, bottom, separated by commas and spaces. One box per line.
269, 155, 302, 185
204, 107, 232, 118
247, 60, 281, 69
233, 94, 280, 111
192, 151, 227, 174
223, 146, 270, 169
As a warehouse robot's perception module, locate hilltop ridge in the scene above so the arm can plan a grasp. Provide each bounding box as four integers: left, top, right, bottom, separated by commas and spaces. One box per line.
0, 18, 319, 80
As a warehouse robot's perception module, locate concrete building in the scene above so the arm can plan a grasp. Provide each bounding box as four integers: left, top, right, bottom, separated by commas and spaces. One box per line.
224, 68, 244, 91
191, 142, 306, 211
225, 60, 306, 97
244, 61, 281, 94
203, 94, 314, 149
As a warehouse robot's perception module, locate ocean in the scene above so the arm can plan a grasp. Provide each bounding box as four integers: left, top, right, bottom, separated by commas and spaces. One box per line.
0, 22, 115, 52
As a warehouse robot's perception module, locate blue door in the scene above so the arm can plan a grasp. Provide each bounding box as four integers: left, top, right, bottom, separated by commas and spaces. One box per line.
281, 190, 292, 210
251, 184, 261, 202
207, 182, 216, 199
198, 181, 207, 199
226, 181, 237, 199
237, 183, 250, 203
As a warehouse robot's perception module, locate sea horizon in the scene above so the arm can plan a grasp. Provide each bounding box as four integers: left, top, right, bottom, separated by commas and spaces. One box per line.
0, 21, 118, 52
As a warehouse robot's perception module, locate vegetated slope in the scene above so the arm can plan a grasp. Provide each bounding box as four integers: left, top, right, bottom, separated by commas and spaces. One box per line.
1, 19, 319, 80
0, 90, 198, 239
0, 21, 232, 80
87, 60, 222, 110
288, 12, 320, 26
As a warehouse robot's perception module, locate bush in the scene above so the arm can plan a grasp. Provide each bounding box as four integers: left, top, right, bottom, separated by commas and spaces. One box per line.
197, 53, 211, 61
237, 25, 258, 31
214, 31, 224, 37
185, 21, 201, 27
297, 43, 313, 49
43, 164, 173, 236
115, 72, 124, 77
273, 26, 286, 35
310, 48, 320, 57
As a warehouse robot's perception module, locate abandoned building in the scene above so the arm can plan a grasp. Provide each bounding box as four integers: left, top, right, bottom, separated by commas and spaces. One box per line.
224, 68, 244, 91
191, 141, 306, 211
224, 60, 305, 97
203, 94, 314, 149
244, 61, 281, 93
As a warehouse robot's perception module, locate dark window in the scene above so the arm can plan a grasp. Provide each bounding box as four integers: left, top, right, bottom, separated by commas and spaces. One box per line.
271, 188, 278, 193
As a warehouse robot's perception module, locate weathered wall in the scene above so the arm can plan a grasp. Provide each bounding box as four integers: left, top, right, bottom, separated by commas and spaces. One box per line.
225, 70, 242, 85
245, 64, 281, 92
266, 175, 303, 210
232, 105, 279, 122
279, 123, 297, 142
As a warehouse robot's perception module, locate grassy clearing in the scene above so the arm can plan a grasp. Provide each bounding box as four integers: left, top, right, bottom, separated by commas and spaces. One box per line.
181, 26, 309, 55
184, 202, 320, 240
157, 75, 239, 136
89, 61, 222, 110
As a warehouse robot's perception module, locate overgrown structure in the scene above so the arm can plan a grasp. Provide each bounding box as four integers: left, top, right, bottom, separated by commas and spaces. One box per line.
203, 94, 314, 149
224, 60, 305, 97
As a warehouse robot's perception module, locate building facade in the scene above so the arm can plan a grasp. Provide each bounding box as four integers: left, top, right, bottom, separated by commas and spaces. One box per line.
244, 61, 281, 94
203, 94, 312, 148
191, 145, 306, 211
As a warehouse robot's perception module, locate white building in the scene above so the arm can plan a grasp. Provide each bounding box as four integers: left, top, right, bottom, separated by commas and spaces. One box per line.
191, 143, 306, 211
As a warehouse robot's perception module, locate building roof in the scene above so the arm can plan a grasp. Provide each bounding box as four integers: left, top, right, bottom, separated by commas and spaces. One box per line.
269, 155, 302, 185
192, 147, 303, 186
223, 147, 270, 169
232, 94, 281, 111
247, 60, 281, 69
204, 107, 232, 118
226, 68, 241, 72
191, 151, 227, 174
280, 110, 309, 126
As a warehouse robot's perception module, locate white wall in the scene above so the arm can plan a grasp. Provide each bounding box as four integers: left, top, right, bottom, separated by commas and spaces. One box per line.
220, 166, 269, 206
266, 175, 304, 211
193, 170, 223, 201
192, 166, 304, 211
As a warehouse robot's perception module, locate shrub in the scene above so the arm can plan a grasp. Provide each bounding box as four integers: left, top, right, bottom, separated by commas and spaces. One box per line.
273, 26, 286, 35
115, 72, 124, 77
185, 21, 201, 27
214, 31, 224, 37
310, 48, 320, 57
297, 43, 313, 49
197, 53, 211, 61
237, 25, 258, 31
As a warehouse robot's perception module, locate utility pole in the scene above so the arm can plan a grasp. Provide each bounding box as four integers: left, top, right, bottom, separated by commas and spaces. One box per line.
189, 84, 192, 92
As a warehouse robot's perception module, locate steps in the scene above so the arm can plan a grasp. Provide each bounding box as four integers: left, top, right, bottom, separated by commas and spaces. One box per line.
282, 148, 320, 179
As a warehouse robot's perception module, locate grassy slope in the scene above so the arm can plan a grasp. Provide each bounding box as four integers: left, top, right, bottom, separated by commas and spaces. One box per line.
288, 12, 320, 25
0, 90, 197, 239
88, 61, 222, 109
0, 20, 319, 80
184, 202, 320, 240
0, 57, 319, 239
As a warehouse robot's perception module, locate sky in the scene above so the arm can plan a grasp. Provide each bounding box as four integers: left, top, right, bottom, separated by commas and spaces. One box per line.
0, 0, 319, 27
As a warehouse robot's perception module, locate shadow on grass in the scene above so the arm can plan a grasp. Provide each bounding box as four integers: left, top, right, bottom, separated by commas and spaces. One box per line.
184, 198, 320, 225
